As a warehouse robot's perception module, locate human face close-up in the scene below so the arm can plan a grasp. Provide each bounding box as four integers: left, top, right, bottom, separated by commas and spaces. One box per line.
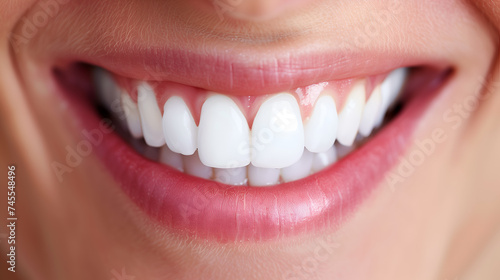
1, 0, 500, 279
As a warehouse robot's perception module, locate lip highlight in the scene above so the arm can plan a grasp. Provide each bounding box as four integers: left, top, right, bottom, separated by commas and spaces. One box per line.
56, 64, 447, 242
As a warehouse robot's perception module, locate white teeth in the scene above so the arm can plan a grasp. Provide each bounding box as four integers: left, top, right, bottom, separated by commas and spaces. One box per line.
121, 93, 143, 138
159, 145, 184, 172
375, 68, 408, 126
251, 93, 304, 169
248, 164, 280, 186
281, 149, 314, 182
184, 152, 213, 179
304, 95, 338, 153
137, 83, 165, 147
386, 68, 408, 106
162, 96, 197, 155
214, 167, 247, 185
336, 82, 366, 146
198, 94, 251, 168
97, 67, 409, 186
312, 146, 337, 172
359, 85, 382, 137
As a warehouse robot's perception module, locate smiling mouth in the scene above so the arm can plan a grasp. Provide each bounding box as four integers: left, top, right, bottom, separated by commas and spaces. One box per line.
90, 67, 409, 186
52, 52, 450, 241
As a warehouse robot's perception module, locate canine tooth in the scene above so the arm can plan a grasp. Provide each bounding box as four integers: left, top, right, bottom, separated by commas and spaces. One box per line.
251, 93, 304, 169
248, 164, 280, 186
214, 167, 247, 185
359, 85, 382, 137
198, 95, 251, 168
375, 68, 408, 126
162, 96, 197, 155
159, 145, 184, 172
304, 95, 338, 153
281, 149, 314, 182
336, 82, 366, 146
184, 152, 213, 179
121, 93, 143, 138
312, 146, 337, 172
137, 83, 165, 147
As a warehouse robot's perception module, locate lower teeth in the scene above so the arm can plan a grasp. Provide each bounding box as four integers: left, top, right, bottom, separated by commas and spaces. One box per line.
119, 122, 363, 186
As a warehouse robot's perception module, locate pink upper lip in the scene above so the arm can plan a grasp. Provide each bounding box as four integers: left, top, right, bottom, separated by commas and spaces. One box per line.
58, 45, 443, 95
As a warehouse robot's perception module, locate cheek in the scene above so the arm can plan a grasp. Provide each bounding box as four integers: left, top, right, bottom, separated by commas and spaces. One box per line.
469, 0, 500, 28
0, 0, 38, 35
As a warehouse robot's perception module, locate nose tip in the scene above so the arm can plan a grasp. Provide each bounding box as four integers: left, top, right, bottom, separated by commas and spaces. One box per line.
213, 0, 308, 21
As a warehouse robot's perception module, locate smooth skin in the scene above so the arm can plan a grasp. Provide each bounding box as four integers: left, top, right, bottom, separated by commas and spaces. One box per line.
1, 0, 500, 279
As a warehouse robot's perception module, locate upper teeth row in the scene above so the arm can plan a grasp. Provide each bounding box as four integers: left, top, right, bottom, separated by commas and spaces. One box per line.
95, 68, 407, 170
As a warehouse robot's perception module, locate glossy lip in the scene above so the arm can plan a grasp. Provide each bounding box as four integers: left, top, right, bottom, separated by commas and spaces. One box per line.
56, 63, 447, 242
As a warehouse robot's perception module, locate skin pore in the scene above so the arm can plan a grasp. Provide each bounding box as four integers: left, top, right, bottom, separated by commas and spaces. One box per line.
1, 0, 500, 279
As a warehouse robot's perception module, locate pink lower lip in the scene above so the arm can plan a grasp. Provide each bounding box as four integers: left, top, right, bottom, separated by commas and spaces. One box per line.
60, 69, 442, 242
